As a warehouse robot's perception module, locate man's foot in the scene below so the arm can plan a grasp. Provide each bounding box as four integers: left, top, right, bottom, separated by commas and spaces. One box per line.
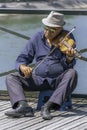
5, 105, 34, 118
41, 106, 52, 120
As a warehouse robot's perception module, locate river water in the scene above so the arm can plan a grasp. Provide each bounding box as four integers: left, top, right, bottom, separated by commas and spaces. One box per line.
0, 14, 87, 94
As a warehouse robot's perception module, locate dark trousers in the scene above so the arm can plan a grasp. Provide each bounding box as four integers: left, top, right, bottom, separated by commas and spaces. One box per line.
6, 69, 78, 108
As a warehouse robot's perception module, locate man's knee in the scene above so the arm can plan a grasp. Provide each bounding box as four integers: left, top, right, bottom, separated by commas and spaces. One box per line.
6, 73, 16, 88
6, 73, 13, 83
67, 69, 78, 78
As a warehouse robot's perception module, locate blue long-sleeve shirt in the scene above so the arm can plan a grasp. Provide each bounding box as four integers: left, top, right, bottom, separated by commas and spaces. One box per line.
15, 30, 76, 86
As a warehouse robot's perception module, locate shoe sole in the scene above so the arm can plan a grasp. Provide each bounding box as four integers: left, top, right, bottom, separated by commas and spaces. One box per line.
5, 112, 34, 118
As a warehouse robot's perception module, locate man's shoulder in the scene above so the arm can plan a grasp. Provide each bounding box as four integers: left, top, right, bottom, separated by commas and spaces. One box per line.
28, 31, 44, 46
34, 30, 44, 37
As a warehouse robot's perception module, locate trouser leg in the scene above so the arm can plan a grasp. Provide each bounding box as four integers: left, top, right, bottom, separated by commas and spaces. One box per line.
5, 72, 36, 117
6, 72, 51, 108
49, 69, 78, 106
6, 72, 27, 107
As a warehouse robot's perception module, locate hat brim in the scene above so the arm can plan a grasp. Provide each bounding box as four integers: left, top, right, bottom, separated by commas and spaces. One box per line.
42, 18, 65, 27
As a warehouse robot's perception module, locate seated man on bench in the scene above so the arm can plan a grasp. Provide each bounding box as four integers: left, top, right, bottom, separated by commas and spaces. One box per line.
5, 11, 78, 120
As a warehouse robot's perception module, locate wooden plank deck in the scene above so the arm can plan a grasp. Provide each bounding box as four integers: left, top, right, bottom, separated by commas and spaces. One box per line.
0, 98, 87, 130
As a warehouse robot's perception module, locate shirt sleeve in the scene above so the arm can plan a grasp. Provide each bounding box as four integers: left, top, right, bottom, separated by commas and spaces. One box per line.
61, 55, 76, 69
15, 36, 36, 71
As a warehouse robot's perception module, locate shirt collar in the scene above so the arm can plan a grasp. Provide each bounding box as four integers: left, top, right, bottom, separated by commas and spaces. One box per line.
41, 31, 45, 41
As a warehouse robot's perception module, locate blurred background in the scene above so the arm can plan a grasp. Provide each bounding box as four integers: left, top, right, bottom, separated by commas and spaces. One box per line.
0, 0, 87, 9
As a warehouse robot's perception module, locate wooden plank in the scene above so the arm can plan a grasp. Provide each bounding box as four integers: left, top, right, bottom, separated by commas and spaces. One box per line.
23, 106, 87, 130
54, 116, 87, 130
0, 98, 87, 130
0, 117, 35, 130
22, 112, 69, 130
71, 122, 87, 130
39, 110, 87, 130
0, 107, 72, 130
0, 115, 42, 130
20, 99, 86, 130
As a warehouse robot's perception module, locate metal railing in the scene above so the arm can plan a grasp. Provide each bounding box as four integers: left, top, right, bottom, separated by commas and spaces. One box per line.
0, 8, 87, 15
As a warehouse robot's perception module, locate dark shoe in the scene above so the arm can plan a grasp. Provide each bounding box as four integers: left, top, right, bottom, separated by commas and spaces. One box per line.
41, 106, 52, 120
5, 106, 34, 118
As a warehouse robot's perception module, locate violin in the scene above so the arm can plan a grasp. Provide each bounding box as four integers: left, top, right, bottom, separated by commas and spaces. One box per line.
52, 31, 75, 53
52, 27, 82, 59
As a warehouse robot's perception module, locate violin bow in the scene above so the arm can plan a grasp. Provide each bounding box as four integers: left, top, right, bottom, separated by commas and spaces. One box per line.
32, 26, 87, 72
0, 26, 87, 62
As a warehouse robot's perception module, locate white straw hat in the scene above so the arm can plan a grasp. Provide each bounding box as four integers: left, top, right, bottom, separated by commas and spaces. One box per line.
42, 11, 65, 27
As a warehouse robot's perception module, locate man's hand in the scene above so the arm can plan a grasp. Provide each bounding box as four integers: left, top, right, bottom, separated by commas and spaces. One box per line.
65, 48, 75, 63
20, 64, 33, 78
65, 48, 75, 57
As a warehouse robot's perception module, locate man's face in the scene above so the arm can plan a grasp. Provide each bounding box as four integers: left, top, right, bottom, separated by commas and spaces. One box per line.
44, 26, 63, 40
